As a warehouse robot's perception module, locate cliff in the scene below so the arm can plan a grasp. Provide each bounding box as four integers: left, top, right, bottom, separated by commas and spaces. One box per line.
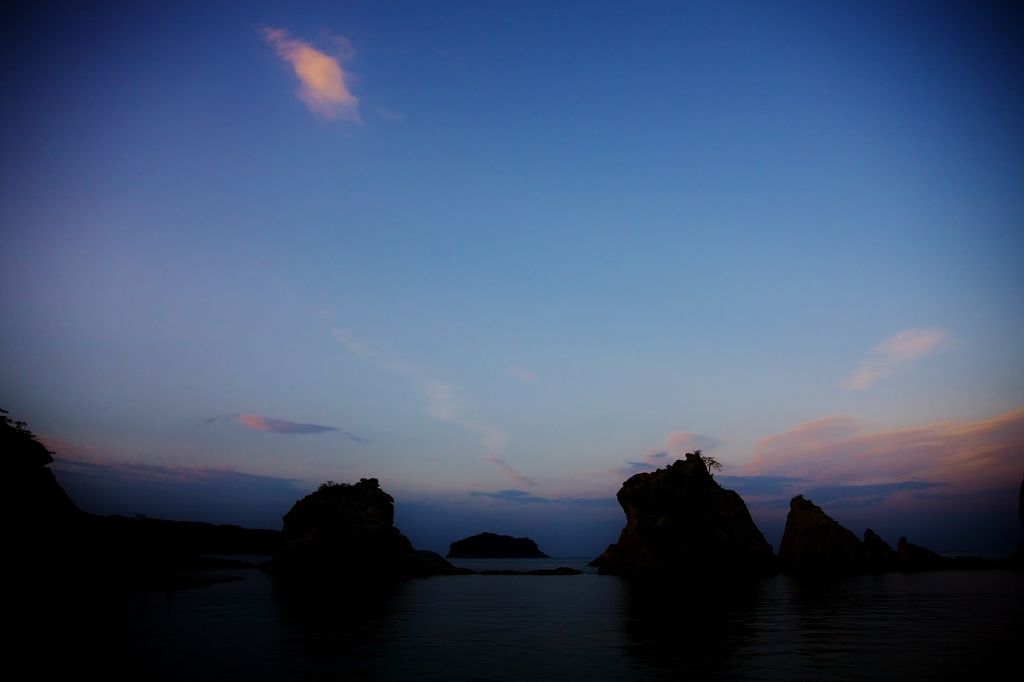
1009, 474, 1024, 569
778, 494, 986, 573
779, 495, 867, 572
264, 478, 469, 579
447, 532, 549, 558
589, 452, 778, 576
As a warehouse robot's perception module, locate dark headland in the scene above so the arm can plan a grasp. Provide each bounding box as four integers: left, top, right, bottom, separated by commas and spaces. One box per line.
447, 532, 549, 558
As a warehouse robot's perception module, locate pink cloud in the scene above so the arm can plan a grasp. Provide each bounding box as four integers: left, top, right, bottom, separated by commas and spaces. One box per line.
841, 328, 950, 389
747, 407, 1024, 492
483, 456, 537, 487
236, 414, 340, 435
263, 27, 359, 120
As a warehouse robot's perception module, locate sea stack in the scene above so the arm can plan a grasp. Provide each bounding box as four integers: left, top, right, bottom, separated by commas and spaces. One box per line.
447, 532, 549, 558
590, 452, 777, 577
1009, 474, 1024, 569
778, 495, 866, 572
264, 478, 467, 579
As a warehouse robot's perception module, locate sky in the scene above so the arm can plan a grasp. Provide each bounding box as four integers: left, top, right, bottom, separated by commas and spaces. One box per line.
2, 1, 1022, 556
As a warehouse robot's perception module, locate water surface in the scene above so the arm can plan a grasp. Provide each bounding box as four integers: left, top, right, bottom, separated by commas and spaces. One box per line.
128, 561, 1022, 680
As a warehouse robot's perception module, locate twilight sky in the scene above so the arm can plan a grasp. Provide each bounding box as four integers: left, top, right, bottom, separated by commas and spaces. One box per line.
2, 1, 1022, 555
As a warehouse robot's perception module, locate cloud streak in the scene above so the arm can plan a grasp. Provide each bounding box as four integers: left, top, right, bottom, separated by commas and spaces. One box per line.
469, 489, 618, 507
482, 456, 537, 487
263, 27, 359, 121
235, 414, 367, 441
841, 328, 949, 389
604, 431, 720, 480
332, 326, 508, 452
747, 407, 1024, 493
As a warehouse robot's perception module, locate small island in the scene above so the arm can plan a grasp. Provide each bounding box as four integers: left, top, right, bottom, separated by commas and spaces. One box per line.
447, 532, 549, 558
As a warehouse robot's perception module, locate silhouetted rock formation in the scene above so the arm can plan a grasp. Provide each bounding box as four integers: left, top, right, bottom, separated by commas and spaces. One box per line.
447, 532, 549, 558
779, 494, 997, 574
863, 528, 897, 571
4, 409, 83, 536
264, 478, 470, 579
589, 452, 777, 577
1010, 474, 1024, 569
897, 536, 953, 571
779, 495, 866, 572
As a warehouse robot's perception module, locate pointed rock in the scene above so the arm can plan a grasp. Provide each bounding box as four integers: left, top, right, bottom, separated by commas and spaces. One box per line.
590, 452, 777, 577
778, 495, 865, 572
1009, 474, 1024, 569
863, 528, 897, 571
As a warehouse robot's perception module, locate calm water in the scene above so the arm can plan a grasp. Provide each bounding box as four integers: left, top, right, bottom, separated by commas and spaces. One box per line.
128, 558, 1022, 680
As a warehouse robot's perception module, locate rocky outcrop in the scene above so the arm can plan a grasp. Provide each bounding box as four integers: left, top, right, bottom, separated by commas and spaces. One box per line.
897, 536, 954, 571
264, 478, 469, 579
4, 409, 82, 532
447, 532, 549, 558
590, 452, 777, 576
863, 528, 897, 571
778, 494, 994, 573
1009, 475, 1024, 569
779, 495, 866, 572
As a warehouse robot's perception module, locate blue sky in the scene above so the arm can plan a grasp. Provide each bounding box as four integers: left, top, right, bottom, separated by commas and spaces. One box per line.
2, 1, 1022, 554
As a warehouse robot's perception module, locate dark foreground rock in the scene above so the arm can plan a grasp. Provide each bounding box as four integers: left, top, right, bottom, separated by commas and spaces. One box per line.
263, 478, 470, 579
447, 532, 549, 558
1009, 475, 1024, 569
5, 408, 259, 676
779, 495, 867, 572
590, 452, 778, 577
779, 494, 1000, 574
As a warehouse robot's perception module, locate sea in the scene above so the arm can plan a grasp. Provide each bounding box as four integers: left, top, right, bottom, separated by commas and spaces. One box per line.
126, 557, 1022, 680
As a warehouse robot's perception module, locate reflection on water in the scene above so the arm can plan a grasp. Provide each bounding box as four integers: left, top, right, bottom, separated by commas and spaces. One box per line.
622, 578, 763, 680
127, 566, 1023, 680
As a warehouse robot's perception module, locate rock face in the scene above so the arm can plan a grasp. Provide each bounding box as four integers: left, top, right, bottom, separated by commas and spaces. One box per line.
863, 528, 897, 571
447, 532, 549, 558
589, 452, 777, 576
779, 495, 866, 572
897, 536, 953, 571
1010, 475, 1024, 569
265, 478, 467, 579
4, 409, 82, 532
778, 495, 976, 573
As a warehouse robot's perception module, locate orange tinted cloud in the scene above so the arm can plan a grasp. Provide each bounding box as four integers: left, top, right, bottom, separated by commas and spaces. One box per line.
747, 407, 1024, 492
841, 328, 949, 389
236, 414, 342, 435
263, 27, 359, 120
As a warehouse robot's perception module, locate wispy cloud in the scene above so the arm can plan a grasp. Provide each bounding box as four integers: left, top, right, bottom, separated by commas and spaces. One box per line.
841, 328, 950, 389
646, 431, 719, 459
263, 27, 359, 121
506, 366, 538, 384
469, 489, 618, 507
483, 456, 537, 487
235, 414, 367, 441
747, 407, 1024, 492
604, 431, 721, 480
332, 326, 508, 452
